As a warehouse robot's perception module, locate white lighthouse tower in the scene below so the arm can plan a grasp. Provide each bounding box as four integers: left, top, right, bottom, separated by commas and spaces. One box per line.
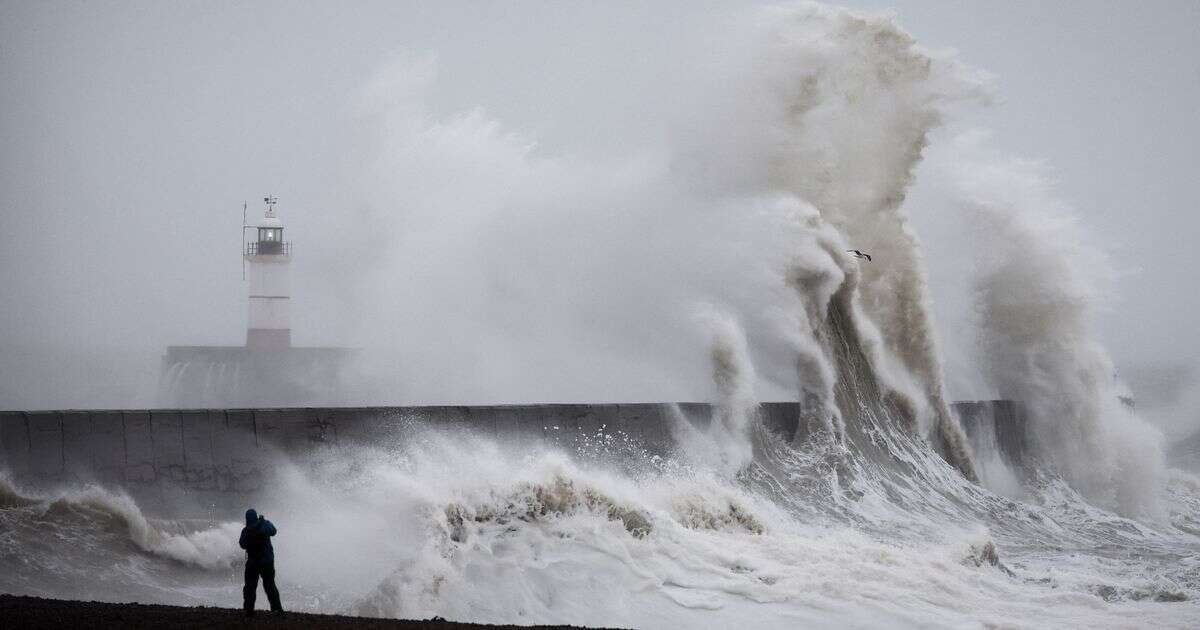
244, 196, 291, 350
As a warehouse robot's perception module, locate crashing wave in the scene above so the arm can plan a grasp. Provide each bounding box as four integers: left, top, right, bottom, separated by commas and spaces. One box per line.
442, 473, 653, 541
671, 493, 765, 534
0, 475, 240, 570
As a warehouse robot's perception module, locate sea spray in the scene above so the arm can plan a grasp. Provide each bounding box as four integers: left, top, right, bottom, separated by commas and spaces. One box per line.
690, 306, 758, 473
952, 146, 1166, 516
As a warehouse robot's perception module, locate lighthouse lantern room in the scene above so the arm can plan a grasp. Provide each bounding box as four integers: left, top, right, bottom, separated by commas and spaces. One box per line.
244, 196, 291, 350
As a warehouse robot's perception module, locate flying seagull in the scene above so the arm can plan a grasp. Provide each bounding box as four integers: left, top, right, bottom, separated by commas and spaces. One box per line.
847, 249, 872, 262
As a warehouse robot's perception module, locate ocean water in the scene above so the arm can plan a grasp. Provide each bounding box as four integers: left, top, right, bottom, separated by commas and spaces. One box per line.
1, 420, 1197, 629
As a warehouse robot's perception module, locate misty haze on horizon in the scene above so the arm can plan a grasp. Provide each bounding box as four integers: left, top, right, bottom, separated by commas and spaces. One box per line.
1, 1, 1197, 442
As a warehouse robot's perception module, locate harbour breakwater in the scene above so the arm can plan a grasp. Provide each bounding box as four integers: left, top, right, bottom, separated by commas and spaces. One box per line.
0, 402, 1024, 511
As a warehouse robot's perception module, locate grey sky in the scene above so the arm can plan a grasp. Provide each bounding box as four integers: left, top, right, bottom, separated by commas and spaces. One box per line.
1, 1, 1197, 425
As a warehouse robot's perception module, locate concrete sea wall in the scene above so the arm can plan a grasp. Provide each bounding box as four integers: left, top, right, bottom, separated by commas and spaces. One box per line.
0, 402, 1025, 512
0, 405, 709, 494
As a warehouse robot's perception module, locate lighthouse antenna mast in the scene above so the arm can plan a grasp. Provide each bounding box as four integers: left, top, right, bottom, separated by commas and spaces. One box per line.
241, 201, 249, 280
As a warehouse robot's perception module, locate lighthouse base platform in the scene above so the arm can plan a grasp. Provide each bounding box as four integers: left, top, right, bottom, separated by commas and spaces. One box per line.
160, 346, 355, 408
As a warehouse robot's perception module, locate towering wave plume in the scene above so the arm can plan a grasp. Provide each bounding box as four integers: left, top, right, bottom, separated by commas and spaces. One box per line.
950, 146, 1166, 516
691, 4, 985, 478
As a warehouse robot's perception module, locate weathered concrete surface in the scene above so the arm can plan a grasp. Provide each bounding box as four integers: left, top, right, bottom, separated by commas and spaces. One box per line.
0, 402, 1025, 507
0, 405, 687, 491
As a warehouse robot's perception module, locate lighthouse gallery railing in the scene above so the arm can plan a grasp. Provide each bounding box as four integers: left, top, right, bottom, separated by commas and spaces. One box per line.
245, 241, 292, 256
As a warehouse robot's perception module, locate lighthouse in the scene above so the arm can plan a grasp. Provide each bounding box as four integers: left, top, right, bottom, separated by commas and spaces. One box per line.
161, 195, 353, 407
244, 196, 291, 350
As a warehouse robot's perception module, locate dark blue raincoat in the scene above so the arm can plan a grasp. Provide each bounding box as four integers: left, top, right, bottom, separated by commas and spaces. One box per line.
238, 508, 277, 567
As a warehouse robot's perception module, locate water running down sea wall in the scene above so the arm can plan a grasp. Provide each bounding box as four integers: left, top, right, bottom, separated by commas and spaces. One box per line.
0, 402, 1023, 496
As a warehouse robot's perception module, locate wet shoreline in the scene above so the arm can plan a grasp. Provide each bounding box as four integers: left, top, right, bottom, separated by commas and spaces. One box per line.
0, 594, 623, 630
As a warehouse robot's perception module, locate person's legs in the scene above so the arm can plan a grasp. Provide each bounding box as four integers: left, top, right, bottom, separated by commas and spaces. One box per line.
261, 564, 283, 613
243, 562, 260, 613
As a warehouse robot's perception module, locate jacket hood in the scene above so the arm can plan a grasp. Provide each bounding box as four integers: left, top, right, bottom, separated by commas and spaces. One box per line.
245, 509, 258, 526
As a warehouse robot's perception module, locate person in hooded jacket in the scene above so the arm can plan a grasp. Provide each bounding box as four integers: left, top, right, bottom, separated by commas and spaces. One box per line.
239, 508, 283, 616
